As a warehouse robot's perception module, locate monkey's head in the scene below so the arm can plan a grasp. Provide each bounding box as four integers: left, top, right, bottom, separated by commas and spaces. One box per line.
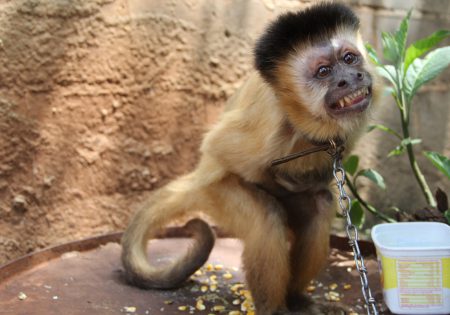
255, 2, 381, 141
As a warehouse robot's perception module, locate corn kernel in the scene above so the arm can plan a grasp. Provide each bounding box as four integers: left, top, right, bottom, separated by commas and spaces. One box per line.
343, 284, 352, 290
196, 300, 206, 311
201, 285, 208, 292
124, 306, 136, 313
239, 289, 252, 300
210, 284, 217, 292
329, 283, 338, 290
223, 273, 233, 280
178, 306, 188, 311
306, 285, 316, 292
212, 305, 225, 312
18, 292, 27, 300
240, 299, 255, 312
230, 283, 244, 290
214, 264, 224, 271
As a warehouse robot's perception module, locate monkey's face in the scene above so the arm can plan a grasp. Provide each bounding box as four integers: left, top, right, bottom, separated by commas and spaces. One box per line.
289, 33, 374, 123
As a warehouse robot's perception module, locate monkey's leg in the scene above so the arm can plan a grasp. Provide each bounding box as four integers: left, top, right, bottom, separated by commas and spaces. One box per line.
206, 176, 291, 315
281, 189, 335, 311
121, 173, 215, 289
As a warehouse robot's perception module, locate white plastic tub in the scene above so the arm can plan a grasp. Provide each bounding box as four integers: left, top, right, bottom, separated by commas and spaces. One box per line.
371, 222, 450, 314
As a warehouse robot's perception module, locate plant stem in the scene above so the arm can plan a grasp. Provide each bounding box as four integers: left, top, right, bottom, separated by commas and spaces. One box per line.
399, 110, 437, 207
394, 66, 437, 208
347, 181, 397, 223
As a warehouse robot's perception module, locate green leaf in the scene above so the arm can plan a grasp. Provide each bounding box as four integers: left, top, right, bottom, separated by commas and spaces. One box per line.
357, 169, 386, 190
405, 30, 450, 71
388, 138, 422, 157
404, 46, 450, 102
402, 138, 422, 146
365, 43, 382, 66
395, 9, 412, 61
367, 124, 402, 139
382, 32, 400, 64
424, 151, 450, 180
349, 200, 365, 228
388, 145, 406, 157
344, 155, 359, 176
377, 65, 397, 86
444, 210, 450, 225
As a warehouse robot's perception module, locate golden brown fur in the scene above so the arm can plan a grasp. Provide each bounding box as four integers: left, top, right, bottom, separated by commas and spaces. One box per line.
121, 4, 381, 314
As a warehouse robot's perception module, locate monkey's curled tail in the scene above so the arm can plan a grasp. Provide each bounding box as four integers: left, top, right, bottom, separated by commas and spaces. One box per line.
121, 185, 216, 289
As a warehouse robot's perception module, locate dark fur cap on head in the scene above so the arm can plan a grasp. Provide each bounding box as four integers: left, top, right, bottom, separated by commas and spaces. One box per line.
255, 2, 360, 83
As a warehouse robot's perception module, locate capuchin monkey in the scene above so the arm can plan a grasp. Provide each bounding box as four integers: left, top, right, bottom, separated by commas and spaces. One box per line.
122, 2, 381, 314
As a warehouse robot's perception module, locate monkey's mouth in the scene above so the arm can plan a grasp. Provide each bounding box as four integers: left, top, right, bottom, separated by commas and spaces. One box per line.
328, 86, 371, 115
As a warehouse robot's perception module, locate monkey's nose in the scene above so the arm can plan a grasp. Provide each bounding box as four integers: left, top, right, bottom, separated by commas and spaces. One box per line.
337, 79, 347, 88
357, 72, 364, 80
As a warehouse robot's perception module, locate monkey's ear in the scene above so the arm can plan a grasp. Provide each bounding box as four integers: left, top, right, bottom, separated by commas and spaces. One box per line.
254, 2, 360, 83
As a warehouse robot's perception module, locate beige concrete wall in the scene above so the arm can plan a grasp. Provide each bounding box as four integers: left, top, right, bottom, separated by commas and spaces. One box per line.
0, 0, 448, 264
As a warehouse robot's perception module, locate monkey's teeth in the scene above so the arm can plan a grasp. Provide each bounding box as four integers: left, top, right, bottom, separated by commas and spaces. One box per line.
336, 87, 369, 109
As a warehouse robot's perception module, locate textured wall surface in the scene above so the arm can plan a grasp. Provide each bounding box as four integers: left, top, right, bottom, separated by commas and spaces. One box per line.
0, 0, 449, 264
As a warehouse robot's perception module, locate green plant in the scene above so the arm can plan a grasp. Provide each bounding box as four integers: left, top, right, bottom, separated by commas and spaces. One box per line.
364, 11, 450, 208
343, 155, 396, 226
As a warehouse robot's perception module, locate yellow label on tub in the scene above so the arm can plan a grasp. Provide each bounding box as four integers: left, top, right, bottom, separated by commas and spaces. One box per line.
381, 256, 397, 289
380, 255, 450, 308
381, 256, 450, 289
443, 257, 449, 288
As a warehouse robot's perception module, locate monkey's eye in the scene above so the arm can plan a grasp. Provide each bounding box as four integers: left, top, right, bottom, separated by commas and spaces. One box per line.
343, 52, 358, 64
316, 66, 332, 78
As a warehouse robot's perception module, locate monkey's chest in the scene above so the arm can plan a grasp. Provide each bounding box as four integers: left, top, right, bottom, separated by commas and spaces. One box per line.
259, 165, 333, 198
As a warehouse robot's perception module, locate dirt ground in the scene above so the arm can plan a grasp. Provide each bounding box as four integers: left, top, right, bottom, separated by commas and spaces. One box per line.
0, 238, 389, 315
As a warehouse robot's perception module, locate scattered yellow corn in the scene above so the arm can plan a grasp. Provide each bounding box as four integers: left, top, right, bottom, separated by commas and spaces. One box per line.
324, 291, 341, 302
178, 306, 188, 311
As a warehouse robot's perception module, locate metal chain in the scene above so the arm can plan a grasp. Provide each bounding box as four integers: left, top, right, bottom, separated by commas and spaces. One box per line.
329, 142, 379, 315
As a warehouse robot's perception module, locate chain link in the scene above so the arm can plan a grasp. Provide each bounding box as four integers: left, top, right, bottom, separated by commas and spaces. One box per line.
330, 143, 379, 315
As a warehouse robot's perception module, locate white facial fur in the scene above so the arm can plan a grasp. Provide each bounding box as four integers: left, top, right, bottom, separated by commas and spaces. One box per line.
288, 29, 367, 124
